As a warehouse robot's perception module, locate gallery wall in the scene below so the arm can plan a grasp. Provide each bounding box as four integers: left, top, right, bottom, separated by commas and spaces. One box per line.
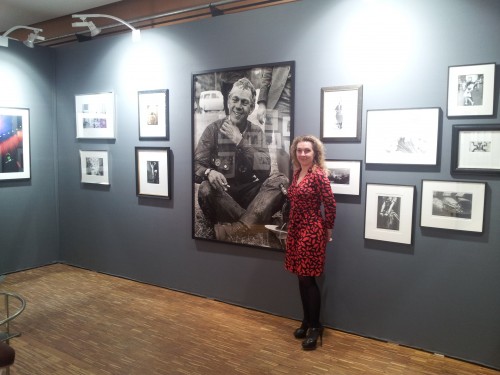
1, 0, 499, 370
0, 42, 59, 271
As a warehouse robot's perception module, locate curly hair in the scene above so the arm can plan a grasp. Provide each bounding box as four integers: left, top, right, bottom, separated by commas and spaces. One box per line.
289, 135, 328, 172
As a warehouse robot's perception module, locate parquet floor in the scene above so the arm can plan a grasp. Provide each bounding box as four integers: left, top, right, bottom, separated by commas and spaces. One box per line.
1, 264, 498, 374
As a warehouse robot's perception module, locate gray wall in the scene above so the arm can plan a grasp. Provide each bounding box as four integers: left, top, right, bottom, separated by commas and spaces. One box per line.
0, 41, 59, 271
2, 0, 500, 369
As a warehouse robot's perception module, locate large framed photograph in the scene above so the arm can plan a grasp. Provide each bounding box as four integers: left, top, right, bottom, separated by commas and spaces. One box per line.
365, 183, 415, 244
320, 85, 363, 142
138, 89, 169, 140
192, 61, 294, 250
135, 147, 171, 199
75, 92, 115, 139
325, 159, 362, 196
447, 63, 495, 117
0, 107, 30, 181
451, 124, 500, 175
366, 107, 440, 165
79, 150, 110, 185
420, 180, 486, 232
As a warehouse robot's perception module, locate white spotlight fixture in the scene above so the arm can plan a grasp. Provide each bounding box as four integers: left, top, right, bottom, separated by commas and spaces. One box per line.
72, 14, 141, 42
0, 26, 45, 48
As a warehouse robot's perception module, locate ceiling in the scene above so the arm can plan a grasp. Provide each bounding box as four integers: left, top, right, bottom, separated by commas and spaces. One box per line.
0, 0, 122, 32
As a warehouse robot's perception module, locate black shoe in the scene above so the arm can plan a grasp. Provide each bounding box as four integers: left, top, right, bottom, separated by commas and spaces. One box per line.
302, 326, 323, 350
293, 321, 308, 339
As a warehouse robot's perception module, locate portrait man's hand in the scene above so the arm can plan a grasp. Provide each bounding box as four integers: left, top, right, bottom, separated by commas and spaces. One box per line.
207, 169, 230, 192
220, 118, 243, 145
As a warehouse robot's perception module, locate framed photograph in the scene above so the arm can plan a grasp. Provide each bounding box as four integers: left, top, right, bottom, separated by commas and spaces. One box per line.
138, 89, 169, 140
420, 180, 486, 233
451, 124, 500, 175
325, 159, 362, 196
0, 107, 30, 181
135, 147, 171, 199
365, 183, 415, 244
75, 92, 115, 139
365, 107, 440, 165
447, 63, 495, 117
192, 61, 294, 250
320, 85, 363, 142
79, 150, 110, 185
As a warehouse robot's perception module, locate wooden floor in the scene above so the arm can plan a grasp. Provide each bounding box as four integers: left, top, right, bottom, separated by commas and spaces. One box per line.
1, 264, 498, 375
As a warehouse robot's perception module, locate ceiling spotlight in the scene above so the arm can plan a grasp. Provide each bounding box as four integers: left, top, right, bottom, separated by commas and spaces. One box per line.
72, 14, 140, 42
23, 30, 46, 48
72, 19, 101, 37
0, 26, 44, 48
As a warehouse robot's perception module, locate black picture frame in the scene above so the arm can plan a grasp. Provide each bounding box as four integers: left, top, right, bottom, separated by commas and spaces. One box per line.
325, 159, 362, 196
192, 61, 294, 250
320, 85, 363, 142
451, 124, 500, 175
138, 89, 169, 140
135, 147, 171, 199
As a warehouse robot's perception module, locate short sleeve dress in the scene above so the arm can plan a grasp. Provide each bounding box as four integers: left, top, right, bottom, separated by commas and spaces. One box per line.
285, 167, 336, 276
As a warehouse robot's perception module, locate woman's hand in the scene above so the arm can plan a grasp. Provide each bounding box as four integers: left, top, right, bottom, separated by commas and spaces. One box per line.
327, 229, 333, 242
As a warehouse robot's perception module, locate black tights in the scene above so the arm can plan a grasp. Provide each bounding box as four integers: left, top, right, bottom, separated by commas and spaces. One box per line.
298, 275, 321, 328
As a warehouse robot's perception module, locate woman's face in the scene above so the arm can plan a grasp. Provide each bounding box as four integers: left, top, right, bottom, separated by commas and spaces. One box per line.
296, 141, 315, 168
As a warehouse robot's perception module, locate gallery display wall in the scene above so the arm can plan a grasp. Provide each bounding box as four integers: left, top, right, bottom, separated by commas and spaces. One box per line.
1, 0, 499, 370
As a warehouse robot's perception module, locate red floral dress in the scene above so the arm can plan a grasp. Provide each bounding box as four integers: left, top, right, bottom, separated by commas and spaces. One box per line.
285, 167, 336, 276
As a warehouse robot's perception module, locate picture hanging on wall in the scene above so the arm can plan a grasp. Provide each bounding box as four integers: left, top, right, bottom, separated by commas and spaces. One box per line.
364, 183, 415, 244
138, 89, 169, 140
320, 85, 363, 142
451, 124, 500, 175
0, 107, 30, 181
420, 180, 486, 233
365, 107, 440, 165
447, 63, 495, 117
79, 150, 110, 185
192, 61, 294, 250
325, 159, 362, 196
75, 92, 115, 139
135, 147, 171, 199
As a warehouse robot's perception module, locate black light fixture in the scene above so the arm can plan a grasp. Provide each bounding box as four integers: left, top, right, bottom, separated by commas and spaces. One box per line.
209, 4, 224, 17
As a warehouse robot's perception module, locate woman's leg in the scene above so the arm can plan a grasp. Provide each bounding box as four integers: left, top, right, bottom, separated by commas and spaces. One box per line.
298, 275, 321, 328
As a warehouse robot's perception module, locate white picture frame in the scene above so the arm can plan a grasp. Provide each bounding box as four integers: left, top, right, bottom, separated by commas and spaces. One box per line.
79, 150, 110, 185
420, 180, 486, 233
365, 107, 440, 165
0, 107, 30, 181
365, 183, 415, 244
75, 92, 115, 139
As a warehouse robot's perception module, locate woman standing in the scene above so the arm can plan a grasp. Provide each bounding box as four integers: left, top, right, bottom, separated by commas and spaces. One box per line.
285, 135, 336, 350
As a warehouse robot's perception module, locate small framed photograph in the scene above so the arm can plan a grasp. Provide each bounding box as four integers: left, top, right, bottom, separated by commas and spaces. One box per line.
75, 92, 115, 139
451, 124, 500, 175
365, 183, 415, 244
79, 150, 110, 185
420, 180, 486, 233
135, 147, 171, 199
321, 84, 363, 142
138, 89, 169, 140
366, 107, 440, 165
325, 159, 362, 196
0, 107, 30, 181
447, 63, 495, 117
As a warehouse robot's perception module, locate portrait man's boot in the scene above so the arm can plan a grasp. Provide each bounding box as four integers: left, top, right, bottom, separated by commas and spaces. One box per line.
214, 221, 248, 241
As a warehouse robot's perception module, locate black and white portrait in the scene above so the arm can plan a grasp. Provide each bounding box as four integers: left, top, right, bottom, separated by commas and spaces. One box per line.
457, 74, 484, 107
432, 191, 472, 219
85, 157, 103, 176
377, 195, 401, 231
192, 62, 294, 250
147, 160, 159, 184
